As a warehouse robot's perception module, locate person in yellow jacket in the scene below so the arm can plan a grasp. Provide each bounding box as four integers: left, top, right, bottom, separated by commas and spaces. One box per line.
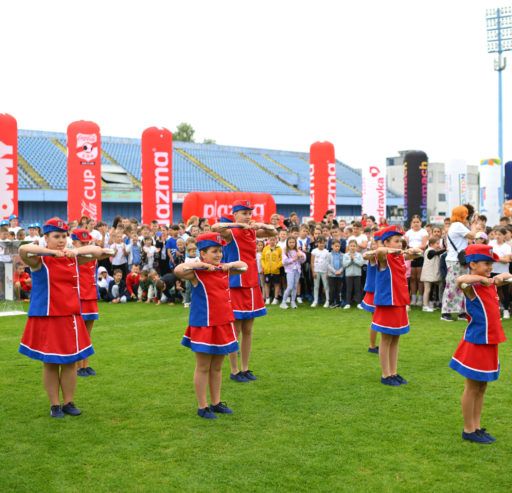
261, 236, 283, 304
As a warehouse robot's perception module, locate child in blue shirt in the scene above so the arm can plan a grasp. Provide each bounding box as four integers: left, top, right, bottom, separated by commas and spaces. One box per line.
342, 239, 364, 309
327, 239, 344, 307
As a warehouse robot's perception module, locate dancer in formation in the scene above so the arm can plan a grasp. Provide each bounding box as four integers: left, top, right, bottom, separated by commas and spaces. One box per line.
449, 244, 510, 444
18, 218, 103, 418
175, 233, 247, 419
212, 201, 277, 382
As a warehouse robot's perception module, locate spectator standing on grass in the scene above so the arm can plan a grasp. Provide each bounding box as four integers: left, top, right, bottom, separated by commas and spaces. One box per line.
489, 227, 512, 319
262, 235, 283, 305
343, 239, 364, 309
327, 239, 343, 307
280, 236, 306, 309
441, 206, 478, 322
405, 215, 429, 307
175, 233, 247, 419
420, 237, 445, 312
311, 237, 330, 308
111, 232, 129, 279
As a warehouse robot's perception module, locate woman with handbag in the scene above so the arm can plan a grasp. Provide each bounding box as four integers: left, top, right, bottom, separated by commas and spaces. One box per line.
440, 206, 478, 322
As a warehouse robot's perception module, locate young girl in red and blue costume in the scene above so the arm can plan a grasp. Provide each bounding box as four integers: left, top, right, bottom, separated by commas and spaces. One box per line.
372, 225, 422, 386
212, 201, 277, 382
72, 228, 112, 377
18, 218, 103, 418
175, 233, 247, 419
362, 230, 382, 354
449, 243, 510, 444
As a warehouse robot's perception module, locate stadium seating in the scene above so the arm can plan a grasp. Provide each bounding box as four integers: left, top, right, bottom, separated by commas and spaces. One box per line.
185, 148, 299, 195
16, 130, 403, 202
18, 136, 67, 189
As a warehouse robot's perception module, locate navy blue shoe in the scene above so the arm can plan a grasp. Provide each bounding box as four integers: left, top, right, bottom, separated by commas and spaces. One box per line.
210, 402, 234, 414
198, 407, 217, 419
242, 370, 258, 381
77, 368, 89, 377
50, 405, 65, 418
368, 346, 379, 354
381, 376, 400, 386
62, 402, 82, 416
477, 428, 496, 442
462, 430, 492, 444
230, 372, 250, 382
85, 367, 96, 376
393, 374, 408, 384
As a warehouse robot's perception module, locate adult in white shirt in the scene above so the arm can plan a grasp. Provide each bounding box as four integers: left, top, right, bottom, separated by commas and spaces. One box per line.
405, 215, 429, 306
490, 227, 512, 318
441, 206, 478, 321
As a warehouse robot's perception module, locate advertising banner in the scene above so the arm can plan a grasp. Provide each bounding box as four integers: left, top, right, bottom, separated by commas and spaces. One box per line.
362, 165, 386, 222
505, 160, 512, 201
0, 113, 18, 220
141, 127, 173, 225
403, 150, 428, 228
67, 121, 102, 222
182, 191, 276, 224
310, 141, 336, 222
480, 158, 501, 226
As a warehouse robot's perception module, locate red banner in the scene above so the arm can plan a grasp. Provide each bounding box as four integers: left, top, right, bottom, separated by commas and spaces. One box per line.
141, 127, 173, 225
67, 121, 102, 222
0, 113, 18, 220
182, 191, 276, 224
310, 141, 336, 222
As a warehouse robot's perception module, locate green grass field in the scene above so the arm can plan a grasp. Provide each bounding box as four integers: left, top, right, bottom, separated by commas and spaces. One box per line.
2, 302, 512, 492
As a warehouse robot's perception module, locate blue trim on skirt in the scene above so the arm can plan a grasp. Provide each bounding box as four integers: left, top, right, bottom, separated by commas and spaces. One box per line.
449, 358, 500, 382
19, 344, 94, 364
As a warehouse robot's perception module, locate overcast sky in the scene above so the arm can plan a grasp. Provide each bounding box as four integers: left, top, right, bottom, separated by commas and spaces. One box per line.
1, 0, 510, 169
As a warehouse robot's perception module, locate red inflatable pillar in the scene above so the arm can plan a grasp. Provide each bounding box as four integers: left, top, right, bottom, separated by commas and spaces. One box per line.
310, 141, 336, 222
0, 114, 18, 220
67, 121, 102, 222
141, 127, 173, 225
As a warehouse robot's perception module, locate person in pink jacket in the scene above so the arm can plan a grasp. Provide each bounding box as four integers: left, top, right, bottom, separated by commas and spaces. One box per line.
280, 236, 306, 309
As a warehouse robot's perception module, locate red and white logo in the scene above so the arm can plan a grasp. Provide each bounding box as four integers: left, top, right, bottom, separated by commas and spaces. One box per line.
76, 133, 98, 162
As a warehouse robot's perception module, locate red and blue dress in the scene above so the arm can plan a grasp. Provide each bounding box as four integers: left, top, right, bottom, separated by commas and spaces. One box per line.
19, 256, 94, 364
181, 267, 239, 354
361, 262, 376, 313
79, 260, 98, 321
449, 284, 506, 381
222, 228, 266, 319
371, 253, 410, 335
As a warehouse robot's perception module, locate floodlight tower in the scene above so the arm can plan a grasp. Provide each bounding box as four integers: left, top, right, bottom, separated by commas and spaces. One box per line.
486, 6, 512, 206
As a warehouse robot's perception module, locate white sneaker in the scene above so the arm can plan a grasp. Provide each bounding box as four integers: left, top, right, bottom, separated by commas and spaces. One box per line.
291, 301, 297, 309
343, 304, 351, 310
265, 298, 270, 305
184, 302, 190, 308
504, 310, 510, 319
280, 303, 288, 309
411, 295, 417, 305
417, 296, 423, 307
323, 301, 329, 308
296, 297, 303, 304
406, 305, 411, 311
422, 306, 434, 312
311, 301, 318, 307
272, 298, 279, 305
357, 304, 363, 310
